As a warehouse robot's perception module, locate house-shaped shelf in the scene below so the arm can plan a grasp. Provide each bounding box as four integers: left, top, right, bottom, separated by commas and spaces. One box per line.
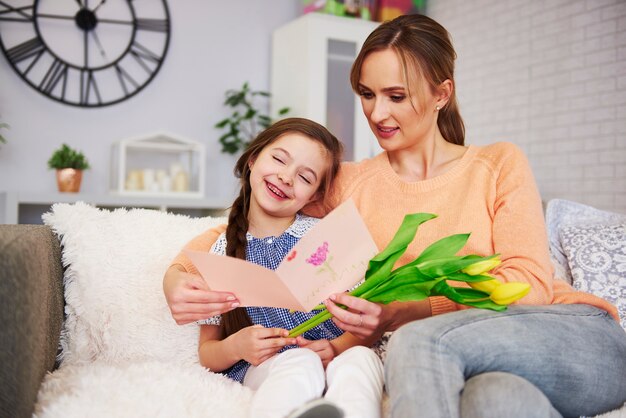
110, 132, 205, 198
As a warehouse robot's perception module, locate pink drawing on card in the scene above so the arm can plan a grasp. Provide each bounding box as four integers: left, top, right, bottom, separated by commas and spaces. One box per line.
306, 242, 337, 280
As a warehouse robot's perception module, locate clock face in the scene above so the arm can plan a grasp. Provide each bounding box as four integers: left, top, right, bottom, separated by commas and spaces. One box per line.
0, 0, 170, 107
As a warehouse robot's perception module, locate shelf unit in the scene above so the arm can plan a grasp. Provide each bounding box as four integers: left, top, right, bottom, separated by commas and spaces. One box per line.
271, 13, 379, 161
0, 191, 231, 225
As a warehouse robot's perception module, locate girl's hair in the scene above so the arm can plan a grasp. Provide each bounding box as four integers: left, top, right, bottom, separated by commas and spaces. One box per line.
220, 117, 343, 338
350, 14, 465, 145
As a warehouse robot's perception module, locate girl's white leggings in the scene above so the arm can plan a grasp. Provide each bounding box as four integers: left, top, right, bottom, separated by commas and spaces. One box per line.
243, 346, 383, 418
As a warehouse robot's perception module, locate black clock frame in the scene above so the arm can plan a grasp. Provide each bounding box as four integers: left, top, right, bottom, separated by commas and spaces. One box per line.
0, 0, 171, 108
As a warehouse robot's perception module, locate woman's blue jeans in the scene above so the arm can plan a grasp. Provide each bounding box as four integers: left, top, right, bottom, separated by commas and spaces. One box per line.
385, 304, 626, 418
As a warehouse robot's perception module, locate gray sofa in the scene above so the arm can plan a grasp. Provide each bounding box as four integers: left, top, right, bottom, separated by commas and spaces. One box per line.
0, 225, 64, 418
1, 201, 624, 417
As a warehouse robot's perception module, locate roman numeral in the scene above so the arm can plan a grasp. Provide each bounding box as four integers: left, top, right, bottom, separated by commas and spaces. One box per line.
6, 37, 44, 64
80, 70, 102, 105
135, 18, 168, 32
39, 59, 68, 98
0, 3, 34, 22
129, 41, 161, 73
115, 64, 139, 95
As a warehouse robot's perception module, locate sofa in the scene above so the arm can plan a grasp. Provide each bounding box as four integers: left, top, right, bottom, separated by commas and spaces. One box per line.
0, 200, 624, 418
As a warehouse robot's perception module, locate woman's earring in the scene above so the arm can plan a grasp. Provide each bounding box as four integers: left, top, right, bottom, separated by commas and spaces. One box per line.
435, 105, 441, 111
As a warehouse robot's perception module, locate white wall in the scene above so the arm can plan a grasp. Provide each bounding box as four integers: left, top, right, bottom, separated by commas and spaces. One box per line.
428, 0, 626, 213
0, 1, 300, 201
3, 1, 625, 214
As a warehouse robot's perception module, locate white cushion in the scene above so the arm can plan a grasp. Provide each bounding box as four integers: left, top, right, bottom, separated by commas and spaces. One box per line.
42, 202, 227, 366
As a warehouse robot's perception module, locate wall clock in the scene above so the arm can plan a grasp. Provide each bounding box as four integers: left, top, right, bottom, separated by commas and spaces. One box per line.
0, 0, 170, 107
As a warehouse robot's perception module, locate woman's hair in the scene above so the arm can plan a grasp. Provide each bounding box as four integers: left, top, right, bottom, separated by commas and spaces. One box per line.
220, 117, 343, 338
350, 14, 465, 145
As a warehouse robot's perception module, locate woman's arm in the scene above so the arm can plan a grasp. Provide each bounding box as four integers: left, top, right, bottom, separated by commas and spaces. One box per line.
198, 324, 297, 370
487, 144, 554, 304
163, 224, 241, 325
163, 265, 239, 325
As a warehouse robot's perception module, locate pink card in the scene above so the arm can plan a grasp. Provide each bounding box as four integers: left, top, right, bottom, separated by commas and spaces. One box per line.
184, 199, 378, 312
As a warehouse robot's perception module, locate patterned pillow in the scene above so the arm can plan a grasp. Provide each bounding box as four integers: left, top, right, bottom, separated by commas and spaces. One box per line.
559, 222, 626, 330
545, 199, 626, 284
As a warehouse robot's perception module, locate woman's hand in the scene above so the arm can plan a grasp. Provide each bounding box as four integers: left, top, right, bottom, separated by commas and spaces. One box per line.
163, 265, 240, 325
323, 294, 432, 339
230, 325, 297, 366
324, 293, 384, 339
296, 336, 335, 368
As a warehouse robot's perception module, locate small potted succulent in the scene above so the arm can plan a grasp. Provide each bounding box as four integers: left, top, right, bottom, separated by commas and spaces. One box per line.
47, 143, 90, 193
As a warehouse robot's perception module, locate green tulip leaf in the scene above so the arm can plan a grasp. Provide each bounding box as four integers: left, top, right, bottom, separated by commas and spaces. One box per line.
414, 233, 470, 263
445, 272, 497, 283
417, 254, 500, 277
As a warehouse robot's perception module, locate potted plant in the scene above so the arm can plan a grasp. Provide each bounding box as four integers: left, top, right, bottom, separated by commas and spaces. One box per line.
214, 82, 289, 154
47, 143, 90, 193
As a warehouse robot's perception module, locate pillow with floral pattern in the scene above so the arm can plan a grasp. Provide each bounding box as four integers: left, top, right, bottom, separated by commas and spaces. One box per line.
559, 222, 626, 330
545, 199, 626, 285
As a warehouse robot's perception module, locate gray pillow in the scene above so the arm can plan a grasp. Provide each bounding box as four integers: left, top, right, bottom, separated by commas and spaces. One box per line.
545, 199, 626, 284
559, 222, 626, 330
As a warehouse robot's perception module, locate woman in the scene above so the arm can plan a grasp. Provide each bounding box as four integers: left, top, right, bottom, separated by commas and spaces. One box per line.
164, 14, 626, 418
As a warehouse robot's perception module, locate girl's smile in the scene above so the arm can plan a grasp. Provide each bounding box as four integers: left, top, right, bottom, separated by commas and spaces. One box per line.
265, 180, 289, 200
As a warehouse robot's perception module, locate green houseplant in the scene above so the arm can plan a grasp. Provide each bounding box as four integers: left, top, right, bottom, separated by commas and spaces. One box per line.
47, 144, 90, 170
215, 82, 289, 154
48, 144, 90, 193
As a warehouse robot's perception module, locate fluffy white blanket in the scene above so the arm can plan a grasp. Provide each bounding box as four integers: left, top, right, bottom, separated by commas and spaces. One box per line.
35, 361, 251, 418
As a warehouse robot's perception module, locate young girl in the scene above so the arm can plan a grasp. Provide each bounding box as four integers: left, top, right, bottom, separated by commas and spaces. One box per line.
165, 118, 383, 418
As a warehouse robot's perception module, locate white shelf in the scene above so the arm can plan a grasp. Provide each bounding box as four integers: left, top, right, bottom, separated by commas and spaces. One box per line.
0, 191, 232, 224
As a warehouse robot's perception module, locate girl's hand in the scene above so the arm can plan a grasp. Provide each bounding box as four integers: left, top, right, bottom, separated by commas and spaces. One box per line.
324, 293, 385, 339
231, 325, 297, 366
163, 266, 239, 325
295, 336, 335, 368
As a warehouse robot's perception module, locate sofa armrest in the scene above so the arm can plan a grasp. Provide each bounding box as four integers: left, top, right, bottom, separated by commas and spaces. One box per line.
0, 225, 64, 418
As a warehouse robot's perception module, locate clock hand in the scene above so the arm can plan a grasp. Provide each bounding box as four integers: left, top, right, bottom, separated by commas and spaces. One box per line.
90, 30, 107, 58
90, 17, 133, 25
84, 29, 88, 67
92, 0, 108, 13
36, 13, 75, 21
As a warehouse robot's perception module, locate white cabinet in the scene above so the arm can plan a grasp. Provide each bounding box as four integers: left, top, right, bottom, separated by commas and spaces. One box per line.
271, 14, 379, 162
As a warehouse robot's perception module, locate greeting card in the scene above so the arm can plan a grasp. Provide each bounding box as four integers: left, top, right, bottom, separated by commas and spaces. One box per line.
184, 199, 378, 311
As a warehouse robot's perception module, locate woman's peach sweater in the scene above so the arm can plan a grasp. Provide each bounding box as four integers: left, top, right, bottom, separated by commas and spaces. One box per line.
315, 142, 618, 320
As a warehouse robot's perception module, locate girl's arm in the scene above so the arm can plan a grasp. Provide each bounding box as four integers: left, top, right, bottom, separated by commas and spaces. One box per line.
198, 324, 298, 370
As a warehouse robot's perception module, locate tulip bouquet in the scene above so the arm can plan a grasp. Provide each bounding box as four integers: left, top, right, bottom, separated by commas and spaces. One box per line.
288, 213, 531, 337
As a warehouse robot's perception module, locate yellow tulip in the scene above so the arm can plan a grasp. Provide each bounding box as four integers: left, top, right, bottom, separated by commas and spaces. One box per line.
469, 278, 501, 294
489, 282, 531, 305
462, 257, 501, 276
